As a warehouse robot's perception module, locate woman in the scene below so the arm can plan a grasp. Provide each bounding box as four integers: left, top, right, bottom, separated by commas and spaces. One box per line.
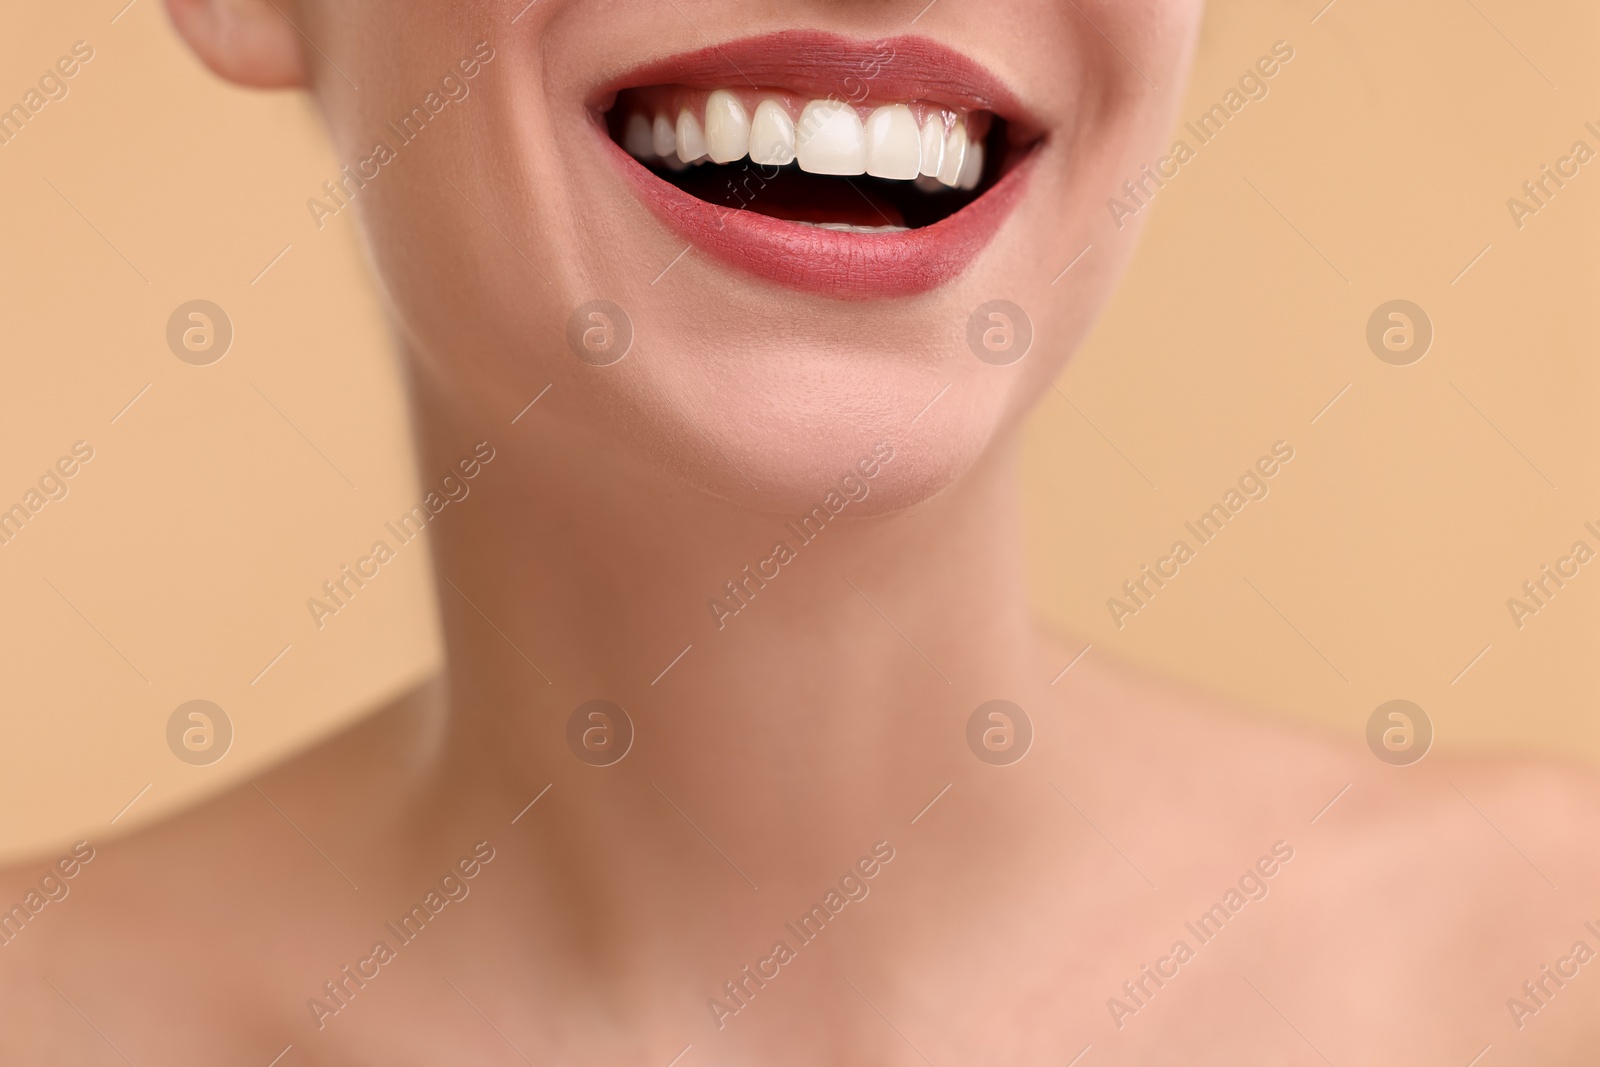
5, 0, 1597, 1062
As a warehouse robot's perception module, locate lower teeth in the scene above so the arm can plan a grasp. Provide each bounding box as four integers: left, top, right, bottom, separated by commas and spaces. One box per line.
791, 221, 910, 234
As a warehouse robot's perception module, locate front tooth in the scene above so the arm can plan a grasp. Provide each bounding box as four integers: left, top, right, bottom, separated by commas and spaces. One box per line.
796, 100, 866, 176
749, 99, 796, 165
864, 104, 921, 180
652, 115, 677, 158
676, 108, 708, 162
957, 140, 984, 190
623, 113, 655, 158
937, 123, 968, 187
704, 89, 751, 164
918, 115, 946, 178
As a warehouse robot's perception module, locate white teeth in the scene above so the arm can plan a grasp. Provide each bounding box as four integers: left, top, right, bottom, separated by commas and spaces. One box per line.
652, 114, 677, 158
625, 96, 983, 197
957, 140, 984, 190
937, 123, 967, 187
624, 113, 655, 158
794, 221, 911, 233
796, 99, 866, 176
676, 108, 707, 162
863, 104, 922, 180
704, 89, 751, 164
919, 115, 946, 178
748, 99, 797, 166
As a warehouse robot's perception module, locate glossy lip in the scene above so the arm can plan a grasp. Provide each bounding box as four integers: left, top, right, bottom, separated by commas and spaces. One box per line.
591, 30, 1042, 299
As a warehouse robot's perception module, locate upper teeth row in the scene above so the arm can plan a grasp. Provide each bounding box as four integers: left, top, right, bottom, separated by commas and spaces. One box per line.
622, 91, 985, 190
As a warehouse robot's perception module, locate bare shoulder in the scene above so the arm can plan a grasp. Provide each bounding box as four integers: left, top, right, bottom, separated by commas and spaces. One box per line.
1050, 647, 1600, 1061
0, 679, 445, 1061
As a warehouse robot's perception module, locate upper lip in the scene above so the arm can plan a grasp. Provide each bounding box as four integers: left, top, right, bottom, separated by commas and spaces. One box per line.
592, 29, 1036, 133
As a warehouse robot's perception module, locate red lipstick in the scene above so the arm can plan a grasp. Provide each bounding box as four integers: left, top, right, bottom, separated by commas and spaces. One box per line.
594, 30, 1040, 300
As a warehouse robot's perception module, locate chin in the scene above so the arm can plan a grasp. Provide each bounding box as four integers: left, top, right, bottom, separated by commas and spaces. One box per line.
322, 1, 1202, 513
594, 342, 1024, 517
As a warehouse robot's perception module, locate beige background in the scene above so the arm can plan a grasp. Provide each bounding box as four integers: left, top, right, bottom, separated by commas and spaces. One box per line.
0, 1, 1593, 861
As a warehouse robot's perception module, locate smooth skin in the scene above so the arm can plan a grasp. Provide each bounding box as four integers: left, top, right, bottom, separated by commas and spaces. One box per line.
4, 0, 1599, 1063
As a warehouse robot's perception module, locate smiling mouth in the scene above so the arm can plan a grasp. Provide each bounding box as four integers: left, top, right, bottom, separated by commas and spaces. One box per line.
605, 89, 1019, 232
593, 31, 1044, 298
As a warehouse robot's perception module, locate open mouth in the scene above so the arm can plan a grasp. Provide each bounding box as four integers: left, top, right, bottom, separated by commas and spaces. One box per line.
592, 31, 1044, 298
605, 90, 1015, 232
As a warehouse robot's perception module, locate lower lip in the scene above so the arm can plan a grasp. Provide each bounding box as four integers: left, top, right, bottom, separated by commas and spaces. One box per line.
603, 132, 1036, 300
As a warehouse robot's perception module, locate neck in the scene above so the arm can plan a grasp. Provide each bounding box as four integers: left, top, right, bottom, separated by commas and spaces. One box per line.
407, 366, 1055, 893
